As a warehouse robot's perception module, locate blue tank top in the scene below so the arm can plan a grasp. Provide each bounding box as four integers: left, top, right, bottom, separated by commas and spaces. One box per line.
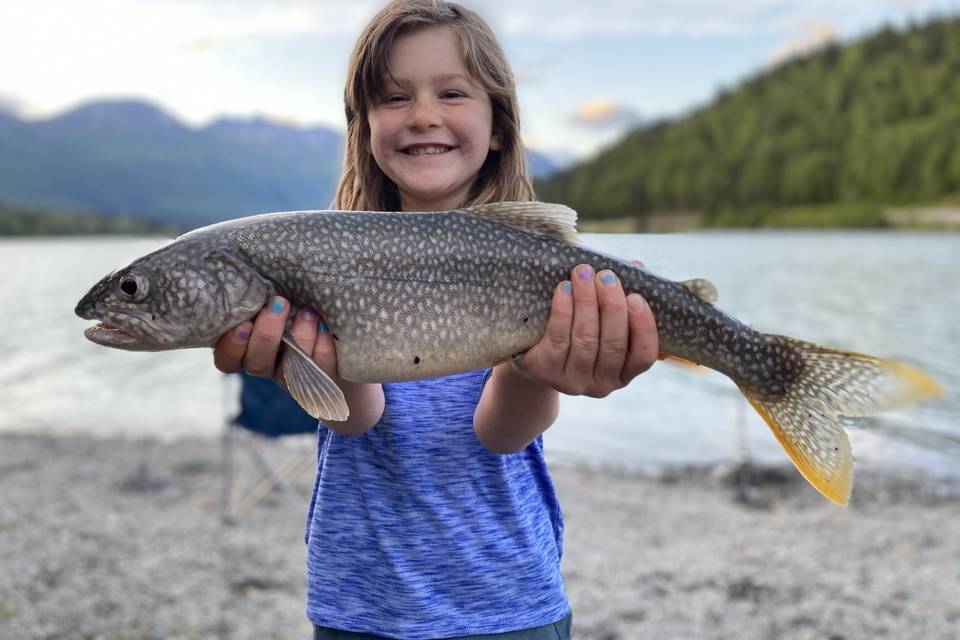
305, 369, 569, 638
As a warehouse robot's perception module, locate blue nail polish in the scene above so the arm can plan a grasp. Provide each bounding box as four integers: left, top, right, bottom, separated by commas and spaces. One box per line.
319, 321, 328, 333
561, 282, 572, 294
271, 298, 284, 313
602, 273, 616, 286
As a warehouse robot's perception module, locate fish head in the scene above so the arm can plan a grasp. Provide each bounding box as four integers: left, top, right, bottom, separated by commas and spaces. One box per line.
75, 238, 272, 351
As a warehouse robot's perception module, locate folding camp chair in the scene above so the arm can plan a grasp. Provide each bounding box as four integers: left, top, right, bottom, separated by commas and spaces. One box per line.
221, 371, 319, 522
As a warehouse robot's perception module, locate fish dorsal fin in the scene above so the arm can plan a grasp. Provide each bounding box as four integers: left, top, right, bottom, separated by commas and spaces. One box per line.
279, 333, 349, 421
679, 278, 719, 304
459, 201, 579, 243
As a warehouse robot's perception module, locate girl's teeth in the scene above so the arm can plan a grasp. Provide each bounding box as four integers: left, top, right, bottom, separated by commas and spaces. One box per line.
409, 145, 449, 155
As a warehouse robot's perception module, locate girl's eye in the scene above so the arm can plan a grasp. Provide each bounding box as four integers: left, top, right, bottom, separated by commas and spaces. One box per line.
441, 90, 465, 99
383, 94, 408, 103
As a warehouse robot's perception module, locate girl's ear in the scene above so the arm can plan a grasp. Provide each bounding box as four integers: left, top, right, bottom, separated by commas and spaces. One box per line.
490, 133, 503, 151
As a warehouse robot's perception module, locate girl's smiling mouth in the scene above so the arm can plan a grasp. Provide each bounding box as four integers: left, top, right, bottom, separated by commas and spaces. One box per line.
403, 144, 455, 155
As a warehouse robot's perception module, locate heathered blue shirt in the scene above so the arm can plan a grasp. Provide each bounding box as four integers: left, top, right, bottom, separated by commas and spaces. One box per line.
305, 369, 569, 638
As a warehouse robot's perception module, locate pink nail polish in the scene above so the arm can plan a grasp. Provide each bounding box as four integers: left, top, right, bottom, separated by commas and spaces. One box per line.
577, 265, 593, 281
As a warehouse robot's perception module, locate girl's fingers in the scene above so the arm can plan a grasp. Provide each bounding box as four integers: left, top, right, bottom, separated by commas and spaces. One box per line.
242, 296, 290, 378
514, 280, 574, 384
564, 264, 601, 389
621, 293, 659, 384
310, 316, 339, 375
213, 322, 253, 373
592, 270, 629, 393
289, 307, 320, 352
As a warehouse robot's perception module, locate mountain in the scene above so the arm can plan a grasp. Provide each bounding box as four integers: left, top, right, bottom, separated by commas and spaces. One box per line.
537, 17, 960, 226
527, 149, 559, 179
0, 99, 567, 228
0, 100, 343, 228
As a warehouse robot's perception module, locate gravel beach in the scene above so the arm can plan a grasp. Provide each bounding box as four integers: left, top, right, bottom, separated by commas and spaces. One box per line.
1, 431, 958, 640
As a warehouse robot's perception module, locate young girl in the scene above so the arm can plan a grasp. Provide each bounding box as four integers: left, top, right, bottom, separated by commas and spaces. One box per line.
214, 1, 659, 637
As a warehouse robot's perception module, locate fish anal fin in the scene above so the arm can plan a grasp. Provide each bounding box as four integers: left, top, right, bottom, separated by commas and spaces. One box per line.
460, 201, 579, 244
658, 353, 708, 374
280, 333, 349, 421
679, 278, 719, 304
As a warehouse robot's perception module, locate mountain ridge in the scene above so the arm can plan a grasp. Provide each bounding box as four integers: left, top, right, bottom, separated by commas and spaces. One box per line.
0, 98, 560, 228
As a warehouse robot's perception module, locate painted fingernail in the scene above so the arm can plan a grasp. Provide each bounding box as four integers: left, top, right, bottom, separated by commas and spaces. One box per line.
319, 321, 328, 333
301, 308, 316, 320
627, 293, 646, 311
561, 281, 572, 294
601, 271, 617, 286
235, 326, 250, 340
577, 265, 593, 280
271, 297, 285, 314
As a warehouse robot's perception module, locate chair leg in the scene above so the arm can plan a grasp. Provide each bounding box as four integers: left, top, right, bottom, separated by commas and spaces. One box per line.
220, 424, 237, 522
228, 451, 314, 520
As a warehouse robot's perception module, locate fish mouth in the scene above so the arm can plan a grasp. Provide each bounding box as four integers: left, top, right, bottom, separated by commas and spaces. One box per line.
83, 321, 143, 348
78, 309, 160, 350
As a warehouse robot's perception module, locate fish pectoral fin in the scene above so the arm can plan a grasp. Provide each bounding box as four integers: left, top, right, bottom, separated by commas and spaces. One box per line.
459, 201, 579, 244
279, 333, 349, 421
678, 278, 719, 304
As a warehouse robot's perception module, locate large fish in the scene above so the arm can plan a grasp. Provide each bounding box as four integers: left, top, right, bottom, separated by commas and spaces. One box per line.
75, 202, 940, 504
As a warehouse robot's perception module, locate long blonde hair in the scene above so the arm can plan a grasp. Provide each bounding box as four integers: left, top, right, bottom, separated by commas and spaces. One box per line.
334, 0, 534, 211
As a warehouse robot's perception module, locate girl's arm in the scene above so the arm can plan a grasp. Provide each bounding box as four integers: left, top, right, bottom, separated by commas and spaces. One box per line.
213, 297, 384, 435
474, 264, 659, 454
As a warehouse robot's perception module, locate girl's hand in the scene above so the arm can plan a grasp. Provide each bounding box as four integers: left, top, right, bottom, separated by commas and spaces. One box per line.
213, 296, 337, 379
213, 296, 384, 434
512, 263, 659, 397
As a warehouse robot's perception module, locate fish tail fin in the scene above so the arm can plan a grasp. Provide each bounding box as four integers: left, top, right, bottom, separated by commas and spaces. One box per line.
737, 335, 941, 505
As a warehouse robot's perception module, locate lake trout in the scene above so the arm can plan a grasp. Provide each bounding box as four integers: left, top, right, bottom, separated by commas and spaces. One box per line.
75, 202, 940, 504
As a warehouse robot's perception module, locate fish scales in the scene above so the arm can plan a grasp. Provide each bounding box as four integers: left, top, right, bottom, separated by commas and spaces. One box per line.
75, 201, 940, 505
225, 210, 753, 383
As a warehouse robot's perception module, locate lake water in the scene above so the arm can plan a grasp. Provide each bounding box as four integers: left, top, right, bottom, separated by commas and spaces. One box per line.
1, 232, 957, 478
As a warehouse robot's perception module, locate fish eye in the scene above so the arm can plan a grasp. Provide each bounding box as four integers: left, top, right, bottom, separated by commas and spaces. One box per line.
120, 278, 138, 296
118, 273, 148, 301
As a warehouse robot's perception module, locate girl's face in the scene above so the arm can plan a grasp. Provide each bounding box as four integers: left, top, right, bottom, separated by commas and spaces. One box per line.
368, 26, 501, 212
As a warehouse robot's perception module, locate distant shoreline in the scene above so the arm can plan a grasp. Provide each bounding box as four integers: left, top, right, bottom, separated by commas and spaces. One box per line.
4, 202, 959, 236
0, 205, 179, 237
578, 205, 960, 233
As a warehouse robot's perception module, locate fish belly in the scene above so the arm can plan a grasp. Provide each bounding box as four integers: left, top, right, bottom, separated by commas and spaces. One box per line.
323, 279, 551, 382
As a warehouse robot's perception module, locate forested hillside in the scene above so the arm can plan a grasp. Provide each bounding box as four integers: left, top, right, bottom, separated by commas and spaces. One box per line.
537, 17, 960, 227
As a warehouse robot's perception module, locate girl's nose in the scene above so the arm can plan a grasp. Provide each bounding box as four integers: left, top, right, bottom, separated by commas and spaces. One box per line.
406, 98, 442, 129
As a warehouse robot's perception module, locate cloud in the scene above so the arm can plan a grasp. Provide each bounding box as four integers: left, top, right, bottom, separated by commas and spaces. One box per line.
0, 93, 27, 116
483, 0, 843, 38
767, 21, 839, 66
570, 98, 640, 129
180, 37, 219, 53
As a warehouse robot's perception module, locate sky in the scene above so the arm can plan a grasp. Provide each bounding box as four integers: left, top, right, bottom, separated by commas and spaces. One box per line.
1, 0, 957, 161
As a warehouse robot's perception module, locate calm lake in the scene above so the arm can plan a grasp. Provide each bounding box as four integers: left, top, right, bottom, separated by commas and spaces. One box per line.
1, 232, 957, 478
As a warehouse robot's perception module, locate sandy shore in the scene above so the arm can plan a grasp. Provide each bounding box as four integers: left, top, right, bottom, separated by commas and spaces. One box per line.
1, 432, 958, 640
